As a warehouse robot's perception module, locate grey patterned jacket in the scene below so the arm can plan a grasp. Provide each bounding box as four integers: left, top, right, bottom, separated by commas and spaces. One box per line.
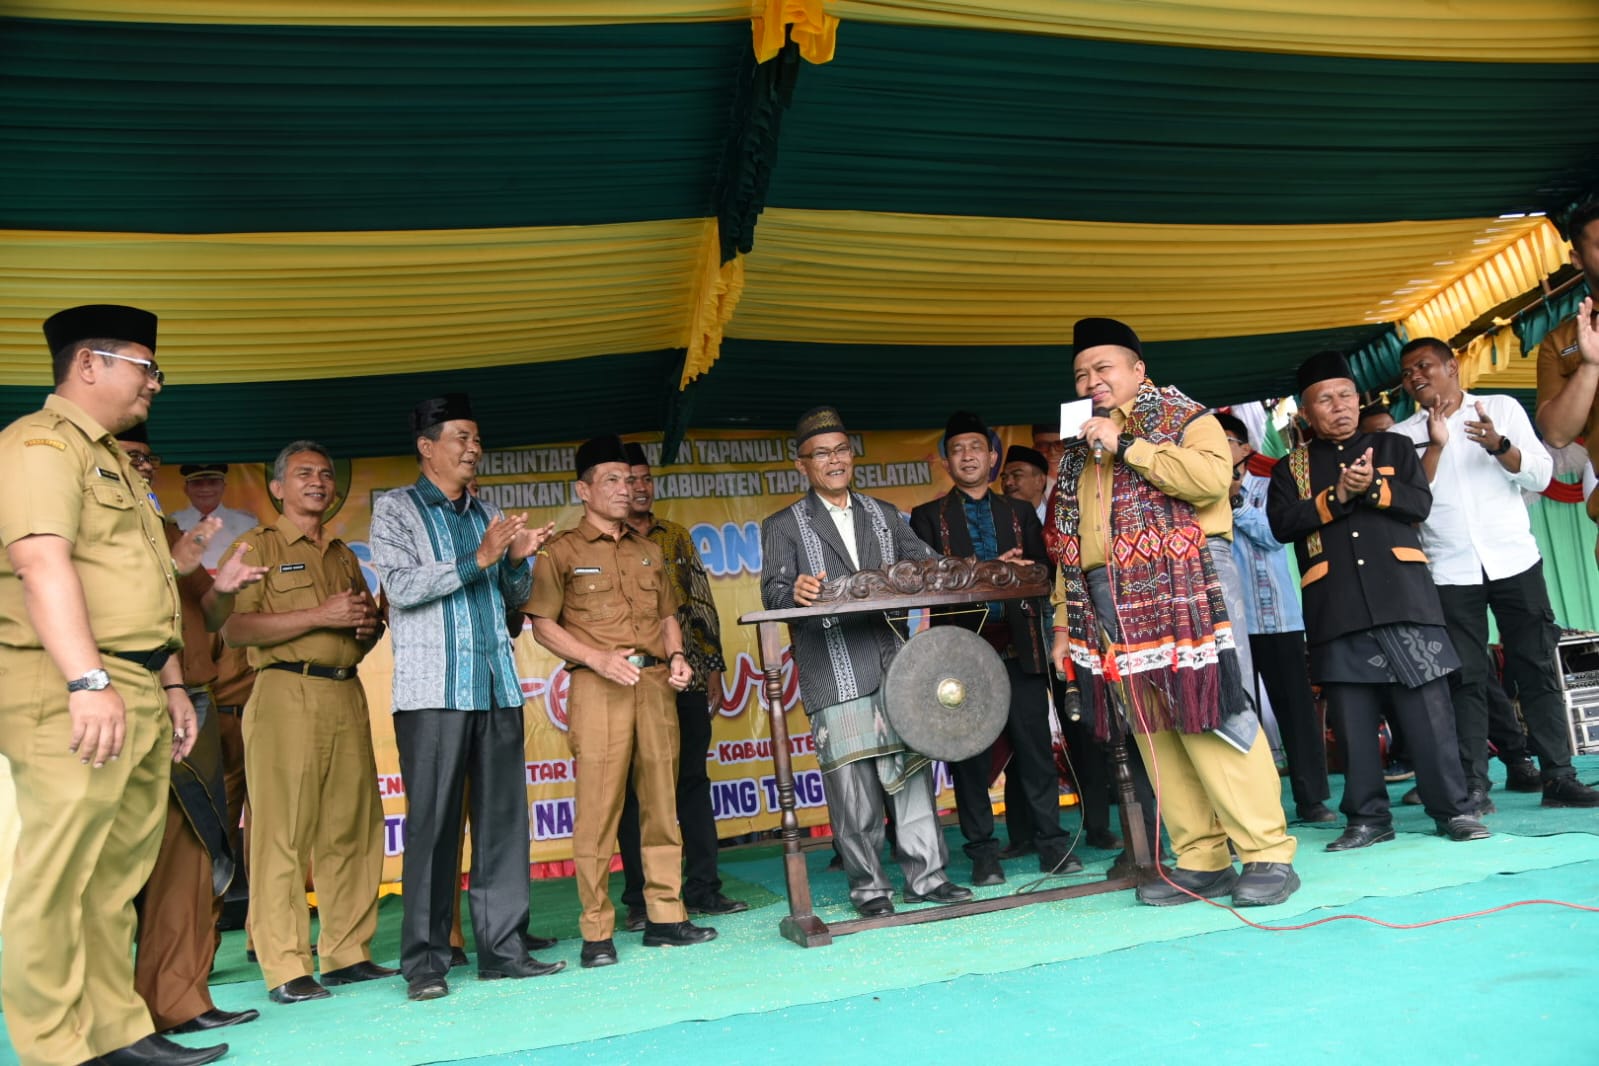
759, 490, 937, 714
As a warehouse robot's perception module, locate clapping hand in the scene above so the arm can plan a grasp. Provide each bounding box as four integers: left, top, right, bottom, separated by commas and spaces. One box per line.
1336, 447, 1374, 503
1463, 401, 1504, 454
475, 513, 527, 569
171, 515, 223, 576
509, 520, 556, 563
212, 543, 269, 594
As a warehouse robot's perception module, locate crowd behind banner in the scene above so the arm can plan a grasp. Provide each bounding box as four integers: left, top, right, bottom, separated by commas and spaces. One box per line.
0, 425, 1025, 892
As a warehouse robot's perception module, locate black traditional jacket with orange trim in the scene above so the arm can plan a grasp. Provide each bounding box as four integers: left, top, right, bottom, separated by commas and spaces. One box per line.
1264, 430, 1444, 644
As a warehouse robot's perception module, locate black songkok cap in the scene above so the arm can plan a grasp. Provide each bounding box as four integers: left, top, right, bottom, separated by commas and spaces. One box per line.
1072, 317, 1141, 357
1004, 444, 1048, 473
1296, 350, 1355, 396
575, 435, 630, 478
180, 463, 228, 480
942, 410, 989, 445
795, 406, 847, 447
43, 304, 158, 356
1359, 400, 1390, 421
116, 422, 149, 444
409, 393, 475, 436
622, 441, 649, 468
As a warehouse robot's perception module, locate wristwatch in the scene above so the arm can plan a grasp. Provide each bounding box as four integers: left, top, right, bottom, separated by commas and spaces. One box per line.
67, 668, 111, 693
1489, 436, 1513, 457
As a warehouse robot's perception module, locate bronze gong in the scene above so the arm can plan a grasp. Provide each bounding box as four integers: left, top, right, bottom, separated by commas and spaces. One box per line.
882, 626, 1010, 762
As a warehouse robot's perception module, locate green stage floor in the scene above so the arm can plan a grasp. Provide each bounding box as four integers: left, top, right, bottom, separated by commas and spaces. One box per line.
3, 757, 1597, 1065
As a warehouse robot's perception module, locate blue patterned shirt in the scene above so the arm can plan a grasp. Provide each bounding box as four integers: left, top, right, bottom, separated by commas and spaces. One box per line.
961, 491, 1007, 623
369, 475, 533, 711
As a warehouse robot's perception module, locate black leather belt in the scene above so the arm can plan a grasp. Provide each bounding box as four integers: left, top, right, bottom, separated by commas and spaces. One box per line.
264, 661, 358, 682
106, 647, 174, 672
215, 705, 245, 716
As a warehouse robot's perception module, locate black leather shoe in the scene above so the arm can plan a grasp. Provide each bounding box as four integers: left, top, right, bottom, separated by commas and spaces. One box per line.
997, 838, 1036, 859
1084, 828, 1123, 850
406, 974, 449, 1001
687, 893, 750, 916
1135, 865, 1237, 907
581, 938, 619, 968
449, 946, 469, 969
163, 1007, 259, 1034
855, 896, 894, 918
521, 930, 559, 952
268, 976, 329, 1004
1436, 815, 1491, 841
1295, 802, 1338, 824
321, 960, 398, 986
1542, 776, 1599, 808
1038, 850, 1084, 875
969, 853, 1006, 887
479, 955, 566, 979
622, 905, 648, 933
903, 881, 973, 905
1504, 756, 1542, 793
1232, 862, 1300, 906
1326, 824, 1395, 851
99, 1034, 228, 1066
642, 920, 718, 947
1465, 788, 1497, 817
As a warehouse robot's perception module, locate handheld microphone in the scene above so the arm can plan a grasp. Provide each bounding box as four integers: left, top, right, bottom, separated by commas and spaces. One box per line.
1090, 406, 1111, 461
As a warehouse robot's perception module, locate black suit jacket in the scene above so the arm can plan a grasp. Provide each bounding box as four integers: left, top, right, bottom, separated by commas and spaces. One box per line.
908, 488, 1050, 675
1266, 430, 1444, 646
760, 490, 939, 713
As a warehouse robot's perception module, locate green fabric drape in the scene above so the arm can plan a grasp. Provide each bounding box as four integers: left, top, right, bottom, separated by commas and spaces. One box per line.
1514, 282, 1592, 355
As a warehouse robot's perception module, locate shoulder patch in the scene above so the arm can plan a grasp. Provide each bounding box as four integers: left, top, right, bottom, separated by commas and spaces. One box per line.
24, 438, 65, 450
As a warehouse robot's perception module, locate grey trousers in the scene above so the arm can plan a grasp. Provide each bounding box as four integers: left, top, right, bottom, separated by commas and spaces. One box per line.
821, 758, 949, 906
1205, 536, 1256, 698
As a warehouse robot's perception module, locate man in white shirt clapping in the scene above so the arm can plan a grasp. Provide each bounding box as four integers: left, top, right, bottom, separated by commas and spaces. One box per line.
1394, 337, 1599, 812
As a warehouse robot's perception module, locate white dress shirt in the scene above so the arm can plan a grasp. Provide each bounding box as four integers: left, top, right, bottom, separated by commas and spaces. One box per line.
820, 495, 860, 569
172, 504, 263, 570
1392, 391, 1552, 585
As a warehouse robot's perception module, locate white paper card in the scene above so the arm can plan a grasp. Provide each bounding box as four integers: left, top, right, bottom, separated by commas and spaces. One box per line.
1059, 398, 1094, 441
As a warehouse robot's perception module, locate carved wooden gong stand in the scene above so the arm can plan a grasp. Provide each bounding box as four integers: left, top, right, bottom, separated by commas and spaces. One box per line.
739, 556, 1157, 947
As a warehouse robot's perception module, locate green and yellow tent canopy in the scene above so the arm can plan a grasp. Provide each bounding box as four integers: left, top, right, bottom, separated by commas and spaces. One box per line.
2, 1, 1596, 460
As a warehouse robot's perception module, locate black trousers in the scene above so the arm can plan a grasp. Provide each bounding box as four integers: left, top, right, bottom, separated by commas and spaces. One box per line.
393, 706, 531, 981
1486, 674, 1530, 760
1437, 561, 1575, 792
950, 660, 1070, 864
618, 689, 721, 909
1004, 675, 1117, 842
1249, 631, 1330, 807
1325, 679, 1468, 825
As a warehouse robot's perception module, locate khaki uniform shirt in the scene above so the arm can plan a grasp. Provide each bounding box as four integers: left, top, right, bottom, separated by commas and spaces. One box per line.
0, 394, 180, 651
526, 519, 682, 665
228, 514, 368, 669
1533, 316, 1599, 519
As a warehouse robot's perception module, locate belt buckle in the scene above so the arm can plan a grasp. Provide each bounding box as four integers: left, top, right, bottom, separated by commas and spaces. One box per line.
333, 667, 351, 681
627, 654, 646, 668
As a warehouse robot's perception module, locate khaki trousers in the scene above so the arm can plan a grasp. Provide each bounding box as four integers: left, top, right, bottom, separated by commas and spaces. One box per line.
134, 797, 217, 1031
242, 671, 383, 989
566, 667, 684, 941
0, 649, 168, 1066
1134, 726, 1297, 871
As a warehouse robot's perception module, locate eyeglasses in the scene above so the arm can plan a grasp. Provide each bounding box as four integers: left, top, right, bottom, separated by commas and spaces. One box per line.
91, 349, 164, 385
125, 451, 162, 470
801, 444, 854, 462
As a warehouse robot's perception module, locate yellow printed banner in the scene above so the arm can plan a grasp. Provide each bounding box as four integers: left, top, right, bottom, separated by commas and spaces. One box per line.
152, 425, 1030, 881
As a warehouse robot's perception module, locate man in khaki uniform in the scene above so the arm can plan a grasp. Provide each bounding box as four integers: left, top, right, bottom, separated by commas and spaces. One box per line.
0, 304, 227, 1066
527, 435, 715, 969
1534, 200, 1599, 527
219, 441, 394, 1004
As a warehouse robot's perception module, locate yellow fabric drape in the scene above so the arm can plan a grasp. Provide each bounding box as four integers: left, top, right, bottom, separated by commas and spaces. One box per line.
0, 221, 709, 385
0, 2, 751, 25
1456, 329, 1535, 392
1397, 220, 1569, 343
679, 220, 747, 386
726, 209, 1550, 346
752, 0, 839, 63
829, 0, 1599, 63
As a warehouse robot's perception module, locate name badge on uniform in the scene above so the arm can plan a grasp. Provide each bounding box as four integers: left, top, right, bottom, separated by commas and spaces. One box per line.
574, 566, 602, 575
279, 563, 307, 572
95, 467, 121, 481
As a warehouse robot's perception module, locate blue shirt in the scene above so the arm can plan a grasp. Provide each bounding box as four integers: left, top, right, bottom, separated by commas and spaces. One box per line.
369, 475, 533, 712
1231, 472, 1305, 635
961, 491, 1007, 623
